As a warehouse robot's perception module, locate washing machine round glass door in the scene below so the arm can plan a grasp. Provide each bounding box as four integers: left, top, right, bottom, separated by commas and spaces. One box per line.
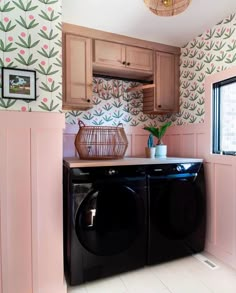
150, 176, 204, 240
75, 182, 143, 256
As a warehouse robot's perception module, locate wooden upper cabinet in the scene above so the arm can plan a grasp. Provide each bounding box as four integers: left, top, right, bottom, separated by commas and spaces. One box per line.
62, 23, 180, 112
94, 40, 125, 68
126, 46, 153, 72
63, 33, 93, 110
143, 51, 180, 114
93, 40, 153, 78
155, 52, 179, 112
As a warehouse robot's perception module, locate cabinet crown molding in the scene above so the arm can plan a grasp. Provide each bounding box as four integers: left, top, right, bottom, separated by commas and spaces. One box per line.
62, 22, 180, 55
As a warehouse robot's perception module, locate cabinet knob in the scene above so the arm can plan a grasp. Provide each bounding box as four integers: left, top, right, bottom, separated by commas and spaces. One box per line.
126, 62, 130, 66
122, 61, 126, 65
158, 105, 162, 108
87, 99, 91, 103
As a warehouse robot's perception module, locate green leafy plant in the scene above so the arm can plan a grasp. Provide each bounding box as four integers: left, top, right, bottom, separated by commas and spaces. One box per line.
144, 121, 172, 145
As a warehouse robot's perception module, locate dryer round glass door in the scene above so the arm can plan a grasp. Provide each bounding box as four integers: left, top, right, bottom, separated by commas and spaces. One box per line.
75, 184, 144, 256
150, 178, 204, 240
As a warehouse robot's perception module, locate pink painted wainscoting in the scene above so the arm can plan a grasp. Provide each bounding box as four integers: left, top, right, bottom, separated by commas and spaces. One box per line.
167, 66, 236, 270
63, 122, 205, 159
0, 112, 66, 293
167, 123, 236, 269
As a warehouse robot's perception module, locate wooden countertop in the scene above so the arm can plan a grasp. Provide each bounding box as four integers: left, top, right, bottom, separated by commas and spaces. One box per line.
63, 157, 203, 168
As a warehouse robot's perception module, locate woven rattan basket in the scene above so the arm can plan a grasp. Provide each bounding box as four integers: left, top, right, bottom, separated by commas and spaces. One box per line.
75, 121, 128, 160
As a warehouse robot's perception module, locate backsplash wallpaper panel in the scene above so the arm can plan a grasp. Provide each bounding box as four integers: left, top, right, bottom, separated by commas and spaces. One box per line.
65, 77, 172, 127
0, 0, 62, 112
65, 13, 236, 127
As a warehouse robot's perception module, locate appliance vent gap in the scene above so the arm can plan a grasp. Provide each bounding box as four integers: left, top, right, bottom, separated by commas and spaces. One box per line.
193, 254, 219, 270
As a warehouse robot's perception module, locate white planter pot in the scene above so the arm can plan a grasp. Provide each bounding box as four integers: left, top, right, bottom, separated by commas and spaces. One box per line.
155, 145, 167, 158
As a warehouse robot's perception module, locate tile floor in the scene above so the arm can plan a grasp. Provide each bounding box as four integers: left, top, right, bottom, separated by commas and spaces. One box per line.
68, 252, 236, 293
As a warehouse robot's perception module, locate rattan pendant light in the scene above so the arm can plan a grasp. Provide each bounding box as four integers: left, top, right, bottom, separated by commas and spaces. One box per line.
143, 0, 191, 16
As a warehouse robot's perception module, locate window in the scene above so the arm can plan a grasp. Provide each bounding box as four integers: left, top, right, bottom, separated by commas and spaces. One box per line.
212, 77, 236, 155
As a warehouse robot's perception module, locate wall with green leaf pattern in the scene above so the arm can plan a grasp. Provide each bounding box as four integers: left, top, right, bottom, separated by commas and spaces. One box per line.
65, 78, 172, 127
65, 13, 236, 126
0, 0, 62, 112
178, 13, 236, 125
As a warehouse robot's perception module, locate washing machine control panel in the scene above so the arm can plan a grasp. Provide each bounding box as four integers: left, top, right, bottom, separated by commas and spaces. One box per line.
147, 163, 201, 176
104, 166, 145, 177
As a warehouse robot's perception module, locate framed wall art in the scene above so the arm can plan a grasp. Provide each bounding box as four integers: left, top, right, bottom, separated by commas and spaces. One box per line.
2, 67, 36, 100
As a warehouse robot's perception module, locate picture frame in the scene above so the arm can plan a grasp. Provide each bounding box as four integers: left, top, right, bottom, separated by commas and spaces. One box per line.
2, 67, 36, 100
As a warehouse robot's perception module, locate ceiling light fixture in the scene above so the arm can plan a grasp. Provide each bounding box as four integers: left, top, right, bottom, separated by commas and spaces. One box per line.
143, 0, 191, 17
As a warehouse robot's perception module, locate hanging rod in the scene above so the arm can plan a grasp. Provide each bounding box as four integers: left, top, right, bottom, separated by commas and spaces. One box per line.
126, 83, 155, 92
93, 73, 153, 84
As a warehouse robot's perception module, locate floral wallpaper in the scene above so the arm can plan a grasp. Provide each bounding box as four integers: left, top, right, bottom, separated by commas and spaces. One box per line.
65, 77, 171, 127
0, 0, 62, 112
179, 13, 236, 125
66, 13, 236, 127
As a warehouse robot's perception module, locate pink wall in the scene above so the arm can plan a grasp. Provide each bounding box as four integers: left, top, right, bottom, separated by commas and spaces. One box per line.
0, 112, 66, 293
167, 66, 236, 270
63, 122, 204, 159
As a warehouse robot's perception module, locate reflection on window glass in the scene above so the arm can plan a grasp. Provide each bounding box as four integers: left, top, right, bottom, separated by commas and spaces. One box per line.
213, 77, 236, 154
221, 83, 236, 151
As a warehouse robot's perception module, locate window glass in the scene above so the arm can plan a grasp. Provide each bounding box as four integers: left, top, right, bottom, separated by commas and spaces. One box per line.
213, 77, 236, 154
221, 83, 236, 151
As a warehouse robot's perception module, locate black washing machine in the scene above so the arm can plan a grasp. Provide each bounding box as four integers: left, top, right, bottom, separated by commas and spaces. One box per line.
147, 162, 206, 265
63, 165, 147, 286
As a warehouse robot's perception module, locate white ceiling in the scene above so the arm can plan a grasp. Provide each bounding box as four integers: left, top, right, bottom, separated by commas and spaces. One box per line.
62, 0, 236, 47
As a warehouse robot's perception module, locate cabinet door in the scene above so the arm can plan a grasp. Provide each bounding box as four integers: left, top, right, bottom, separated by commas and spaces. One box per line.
94, 40, 125, 68
155, 52, 179, 112
126, 46, 153, 72
63, 34, 92, 110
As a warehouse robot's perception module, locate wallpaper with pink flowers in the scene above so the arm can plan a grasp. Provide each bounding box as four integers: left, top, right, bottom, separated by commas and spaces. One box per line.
178, 13, 236, 125
0, 0, 62, 112
65, 78, 172, 127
